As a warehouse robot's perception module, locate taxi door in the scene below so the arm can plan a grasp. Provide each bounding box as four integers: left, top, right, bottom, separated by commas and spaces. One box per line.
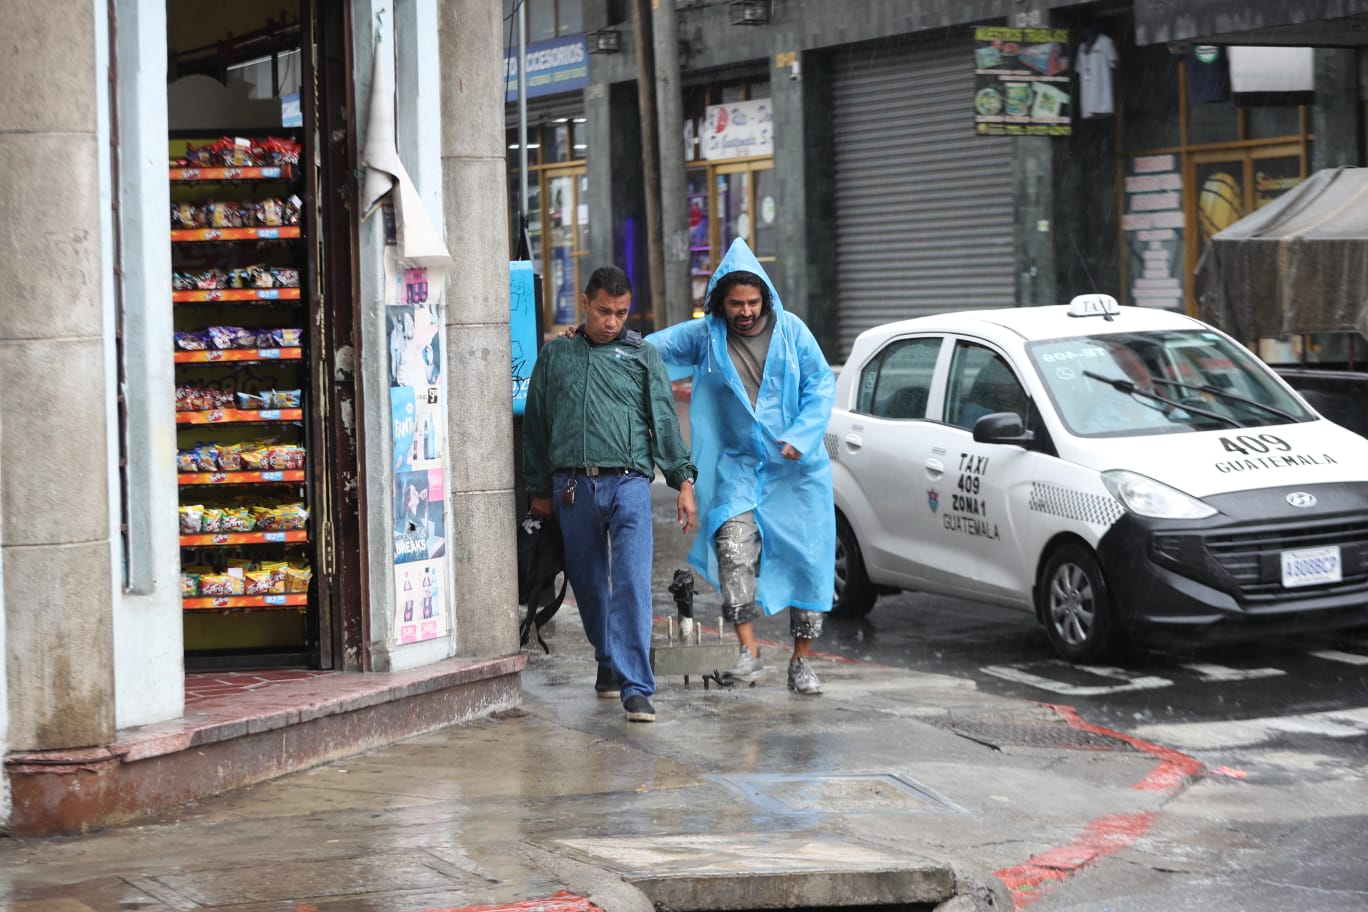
912, 339, 1038, 605
833, 334, 947, 587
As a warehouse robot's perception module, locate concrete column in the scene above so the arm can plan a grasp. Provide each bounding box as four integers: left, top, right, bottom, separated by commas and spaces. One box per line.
0, 0, 116, 748
653, 0, 690, 329
586, 81, 649, 326
771, 49, 838, 358
439, 0, 520, 658
1011, 2, 1058, 309
1312, 49, 1362, 171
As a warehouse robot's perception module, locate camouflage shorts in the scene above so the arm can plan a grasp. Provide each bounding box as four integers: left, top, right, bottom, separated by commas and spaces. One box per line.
715, 511, 823, 640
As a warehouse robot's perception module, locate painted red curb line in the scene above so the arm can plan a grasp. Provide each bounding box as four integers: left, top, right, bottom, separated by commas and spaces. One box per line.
423, 889, 601, 912
1046, 702, 1205, 791
994, 702, 1205, 908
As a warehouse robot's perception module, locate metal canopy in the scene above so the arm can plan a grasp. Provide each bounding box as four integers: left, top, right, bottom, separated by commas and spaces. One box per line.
1133, 0, 1368, 47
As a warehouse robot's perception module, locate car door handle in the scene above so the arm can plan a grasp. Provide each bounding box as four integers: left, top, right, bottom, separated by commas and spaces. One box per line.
845, 432, 863, 450
923, 457, 944, 478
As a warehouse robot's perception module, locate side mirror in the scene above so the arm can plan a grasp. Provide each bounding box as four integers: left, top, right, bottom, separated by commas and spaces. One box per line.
973, 412, 1035, 447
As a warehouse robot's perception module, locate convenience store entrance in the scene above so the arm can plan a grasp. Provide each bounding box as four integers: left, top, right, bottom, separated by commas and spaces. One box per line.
168, 0, 359, 671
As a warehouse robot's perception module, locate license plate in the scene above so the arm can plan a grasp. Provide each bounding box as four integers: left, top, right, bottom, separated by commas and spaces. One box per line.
1281, 545, 1342, 588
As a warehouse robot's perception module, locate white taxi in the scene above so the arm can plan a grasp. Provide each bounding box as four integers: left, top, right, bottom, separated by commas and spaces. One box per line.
829, 295, 1368, 662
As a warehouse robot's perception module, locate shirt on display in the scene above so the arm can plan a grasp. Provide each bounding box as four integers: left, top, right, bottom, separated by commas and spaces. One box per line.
1077, 32, 1118, 118
1186, 45, 1231, 104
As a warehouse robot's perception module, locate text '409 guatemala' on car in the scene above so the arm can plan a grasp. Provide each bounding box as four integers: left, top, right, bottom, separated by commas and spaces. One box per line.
828, 294, 1368, 663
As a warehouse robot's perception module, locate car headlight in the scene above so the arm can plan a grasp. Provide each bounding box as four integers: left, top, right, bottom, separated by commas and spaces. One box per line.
1101, 470, 1217, 519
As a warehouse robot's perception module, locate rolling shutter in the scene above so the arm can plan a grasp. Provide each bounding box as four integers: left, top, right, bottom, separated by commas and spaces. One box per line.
832, 36, 1016, 357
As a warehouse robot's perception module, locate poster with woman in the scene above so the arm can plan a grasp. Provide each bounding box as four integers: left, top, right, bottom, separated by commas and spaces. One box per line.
393, 467, 446, 564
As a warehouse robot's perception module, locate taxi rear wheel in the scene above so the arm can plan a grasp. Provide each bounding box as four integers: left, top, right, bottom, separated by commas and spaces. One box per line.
1039, 543, 1121, 663
833, 515, 876, 619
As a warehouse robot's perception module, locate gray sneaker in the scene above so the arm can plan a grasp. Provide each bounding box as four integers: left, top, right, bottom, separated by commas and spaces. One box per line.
787, 657, 822, 695
721, 646, 764, 684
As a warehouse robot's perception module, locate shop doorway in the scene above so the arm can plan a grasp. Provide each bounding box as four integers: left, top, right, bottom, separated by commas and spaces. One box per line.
167, 0, 360, 671
687, 158, 776, 314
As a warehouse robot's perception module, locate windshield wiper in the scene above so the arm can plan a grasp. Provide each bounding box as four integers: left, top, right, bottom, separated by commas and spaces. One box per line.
1082, 370, 1242, 428
1150, 377, 1299, 422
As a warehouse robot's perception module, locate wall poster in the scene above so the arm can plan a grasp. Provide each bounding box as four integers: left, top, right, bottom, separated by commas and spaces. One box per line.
1122, 154, 1185, 311
973, 26, 1073, 137
386, 259, 450, 644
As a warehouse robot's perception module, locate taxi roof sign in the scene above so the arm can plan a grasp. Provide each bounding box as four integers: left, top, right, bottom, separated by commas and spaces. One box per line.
1067, 294, 1121, 319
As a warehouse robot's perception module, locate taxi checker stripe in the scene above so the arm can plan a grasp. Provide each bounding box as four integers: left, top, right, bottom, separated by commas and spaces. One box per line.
1029, 481, 1125, 526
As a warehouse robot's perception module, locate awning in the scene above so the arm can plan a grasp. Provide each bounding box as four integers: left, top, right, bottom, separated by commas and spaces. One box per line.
1133, 0, 1368, 47
1195, 167, 1368, 340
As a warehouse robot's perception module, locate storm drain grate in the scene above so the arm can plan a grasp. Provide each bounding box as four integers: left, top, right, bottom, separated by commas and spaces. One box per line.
928, 715, 1140, 751
714, 772, 965, 815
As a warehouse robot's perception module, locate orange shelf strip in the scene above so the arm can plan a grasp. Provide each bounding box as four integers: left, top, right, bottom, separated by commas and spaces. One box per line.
174, 347, 302, 364
179, 530, 309, 547
178, 470, 305, 486
173, 287, 300, 303
169, 165, 293, 181
171, 226, 301, 242
176, 408, 303, 425
182, 593, 309, 611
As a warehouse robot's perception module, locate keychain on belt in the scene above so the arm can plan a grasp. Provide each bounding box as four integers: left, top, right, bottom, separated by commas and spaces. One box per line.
561, 477, 577, 506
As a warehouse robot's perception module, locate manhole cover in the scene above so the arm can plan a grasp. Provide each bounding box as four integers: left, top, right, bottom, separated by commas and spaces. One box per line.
930, 715, 1139, 751
714, 772, 963, 815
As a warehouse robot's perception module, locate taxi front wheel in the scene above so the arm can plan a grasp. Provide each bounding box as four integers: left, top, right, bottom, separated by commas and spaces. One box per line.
833, 515, 876, 619
1039, 543, 1123, 663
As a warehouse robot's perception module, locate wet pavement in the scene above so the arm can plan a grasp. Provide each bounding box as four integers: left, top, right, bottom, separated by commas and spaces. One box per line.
0, 602, 1201, 912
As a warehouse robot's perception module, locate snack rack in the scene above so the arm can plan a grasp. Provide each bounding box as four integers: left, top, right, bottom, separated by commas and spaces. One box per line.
170, 132, 315, 666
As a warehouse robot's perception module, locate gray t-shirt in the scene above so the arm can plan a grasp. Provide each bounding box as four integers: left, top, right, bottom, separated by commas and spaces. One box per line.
727, 312, 775, 407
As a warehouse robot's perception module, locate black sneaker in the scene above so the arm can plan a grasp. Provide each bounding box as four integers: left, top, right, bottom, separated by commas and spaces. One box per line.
623, 695, 656, 723
595, 665, 620, 699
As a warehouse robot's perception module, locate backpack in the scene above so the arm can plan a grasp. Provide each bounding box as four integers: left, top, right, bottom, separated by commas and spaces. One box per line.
517, 512, 567, 652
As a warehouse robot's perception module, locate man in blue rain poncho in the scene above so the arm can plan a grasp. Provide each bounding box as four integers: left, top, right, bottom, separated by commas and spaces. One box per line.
648, 239, 836, 694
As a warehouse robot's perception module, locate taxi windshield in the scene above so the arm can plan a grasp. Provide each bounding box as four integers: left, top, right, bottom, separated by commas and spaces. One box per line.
1026, 329, 1313, 438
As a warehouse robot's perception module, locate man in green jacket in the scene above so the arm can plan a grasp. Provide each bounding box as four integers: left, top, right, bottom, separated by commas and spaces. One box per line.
523, 265, 698, 723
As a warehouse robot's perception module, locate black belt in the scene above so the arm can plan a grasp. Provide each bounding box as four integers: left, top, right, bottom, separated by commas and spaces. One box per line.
555, 466, 633, 477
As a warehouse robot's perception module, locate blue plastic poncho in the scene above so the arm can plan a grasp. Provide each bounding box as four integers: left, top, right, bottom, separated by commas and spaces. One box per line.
647, 239, 836, 614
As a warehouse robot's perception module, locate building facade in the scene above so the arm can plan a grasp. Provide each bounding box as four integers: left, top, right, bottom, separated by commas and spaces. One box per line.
2, 0, 521, 833
508, 0, 1365, 359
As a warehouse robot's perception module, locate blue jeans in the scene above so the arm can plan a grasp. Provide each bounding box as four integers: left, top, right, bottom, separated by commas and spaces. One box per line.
552, 471, 655, 702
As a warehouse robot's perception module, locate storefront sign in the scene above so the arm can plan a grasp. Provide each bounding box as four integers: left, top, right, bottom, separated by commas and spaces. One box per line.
703, 99, 773, 160
1122, 155, 1185, 311
972, 26, 1073, 137
504, 35, 589, 102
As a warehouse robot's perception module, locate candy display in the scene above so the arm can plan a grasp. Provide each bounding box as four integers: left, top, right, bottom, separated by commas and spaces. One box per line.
180, 558, 312, 599
178, 501, 308, 533
177, 442, 306, 472
172, 131, 314, 626
174, 326, 303, 351
174, 135, 302, 169
173, 266, 300, 291
235, 389, 302, 410
171, 197, 302, 229
255, 328, 303, 348
176, 385, 235, 411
